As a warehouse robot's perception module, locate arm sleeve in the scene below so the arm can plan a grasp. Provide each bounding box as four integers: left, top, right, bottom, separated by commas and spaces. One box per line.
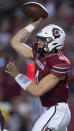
50, 63, 71, 77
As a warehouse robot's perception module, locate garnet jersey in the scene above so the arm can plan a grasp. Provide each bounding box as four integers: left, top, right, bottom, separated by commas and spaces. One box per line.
32, 43, 71, 107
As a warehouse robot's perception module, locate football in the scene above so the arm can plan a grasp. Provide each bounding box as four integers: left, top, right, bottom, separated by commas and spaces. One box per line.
21, 2, 48, 21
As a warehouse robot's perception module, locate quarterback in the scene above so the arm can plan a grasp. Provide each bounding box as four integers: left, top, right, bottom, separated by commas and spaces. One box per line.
6, 18, 71, 131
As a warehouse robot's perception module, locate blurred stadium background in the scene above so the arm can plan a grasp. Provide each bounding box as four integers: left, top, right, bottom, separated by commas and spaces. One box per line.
0, 0, 74, 130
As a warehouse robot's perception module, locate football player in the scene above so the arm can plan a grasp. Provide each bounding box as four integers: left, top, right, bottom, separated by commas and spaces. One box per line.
5, 18, 71, 131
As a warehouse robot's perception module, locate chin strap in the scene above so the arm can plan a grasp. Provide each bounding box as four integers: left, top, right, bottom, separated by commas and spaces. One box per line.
44, 44, 49, 52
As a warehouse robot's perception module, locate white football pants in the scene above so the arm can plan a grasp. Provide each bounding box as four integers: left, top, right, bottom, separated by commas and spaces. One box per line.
32, 103, 71, 131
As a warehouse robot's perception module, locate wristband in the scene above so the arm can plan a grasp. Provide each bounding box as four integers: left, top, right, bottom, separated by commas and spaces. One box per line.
15, 74, 31, 91
25, 24, 35, 33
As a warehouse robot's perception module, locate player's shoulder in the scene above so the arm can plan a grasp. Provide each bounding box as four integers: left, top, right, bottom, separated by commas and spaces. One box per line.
49, 50, 71, 66
47, 50, 71, 76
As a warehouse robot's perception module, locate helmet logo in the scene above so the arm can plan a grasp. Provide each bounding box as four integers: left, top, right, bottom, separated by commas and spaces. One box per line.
45, 32, 48, 34
52, 28, 61, 38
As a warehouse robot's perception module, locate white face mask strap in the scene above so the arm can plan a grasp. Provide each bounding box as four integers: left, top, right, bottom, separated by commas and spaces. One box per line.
15, 74, 31, 91
44, 44, 49, 52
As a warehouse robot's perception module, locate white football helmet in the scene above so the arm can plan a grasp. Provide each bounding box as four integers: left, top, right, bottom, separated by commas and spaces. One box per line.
36, 24, 66, 52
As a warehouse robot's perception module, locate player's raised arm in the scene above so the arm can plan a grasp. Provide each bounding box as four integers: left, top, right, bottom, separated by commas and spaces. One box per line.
10, 18, 42, 59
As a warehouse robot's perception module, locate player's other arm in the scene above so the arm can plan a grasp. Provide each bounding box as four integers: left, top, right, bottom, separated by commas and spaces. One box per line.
10, 18, 42, 59
5, 62, 65, 97
27, 74, 65, 96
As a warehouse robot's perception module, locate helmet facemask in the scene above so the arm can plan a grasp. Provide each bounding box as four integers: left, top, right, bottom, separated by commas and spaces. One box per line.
37, 37, 53, 53
43, 37, 53, 52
